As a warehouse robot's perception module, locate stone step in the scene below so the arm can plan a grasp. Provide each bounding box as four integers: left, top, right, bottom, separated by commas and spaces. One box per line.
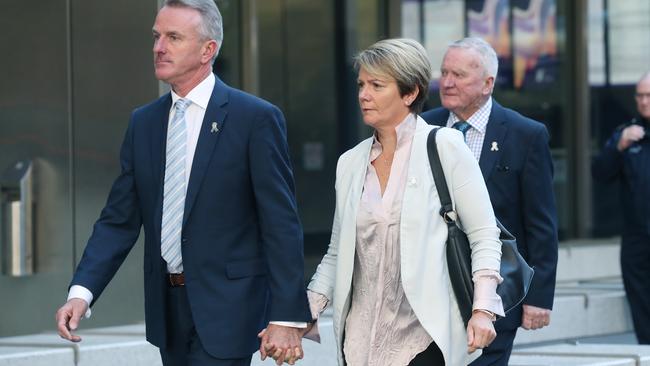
556, 239, 621, 282
509, 354, 635, 365
0, 346, 73, 366
512, 344, 650, 366
515, 286, 633, 345
0, 329, 160, 366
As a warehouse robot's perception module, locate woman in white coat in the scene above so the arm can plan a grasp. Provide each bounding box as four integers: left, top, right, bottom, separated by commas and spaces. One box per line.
305, 38, 505, 366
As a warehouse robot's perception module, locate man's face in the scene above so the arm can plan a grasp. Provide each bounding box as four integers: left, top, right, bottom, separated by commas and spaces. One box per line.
636, 77, 650, 119
439, 48, 494, 120
152, 6, 210, 87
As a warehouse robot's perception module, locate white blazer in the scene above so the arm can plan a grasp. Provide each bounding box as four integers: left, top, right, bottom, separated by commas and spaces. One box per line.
308, 117, 501, 366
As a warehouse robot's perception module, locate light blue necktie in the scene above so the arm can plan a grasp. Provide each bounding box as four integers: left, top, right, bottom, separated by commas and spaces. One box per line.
452, 120, 471, 141
161, 98, 191, 272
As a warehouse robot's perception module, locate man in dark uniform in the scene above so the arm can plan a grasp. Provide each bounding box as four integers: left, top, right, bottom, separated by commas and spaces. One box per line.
593, 71, 650, 344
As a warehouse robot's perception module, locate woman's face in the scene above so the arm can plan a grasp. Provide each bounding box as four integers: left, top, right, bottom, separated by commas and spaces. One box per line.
357, 68, 415, 129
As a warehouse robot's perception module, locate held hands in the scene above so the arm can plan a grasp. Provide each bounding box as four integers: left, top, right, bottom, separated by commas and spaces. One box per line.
258, 324, 310, 365
521, 304, 551, 330
617, 125, 645, 151
55, 298, 89, 342
467, 310, 496, 353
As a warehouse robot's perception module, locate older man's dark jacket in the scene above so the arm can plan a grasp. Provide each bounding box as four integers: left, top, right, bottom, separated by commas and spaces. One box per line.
421, 101, 559, 331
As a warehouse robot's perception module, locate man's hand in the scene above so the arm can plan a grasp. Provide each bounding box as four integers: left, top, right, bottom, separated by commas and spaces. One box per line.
521, 304, 551, 330
258, 324, 304, 365
467, 311, 496, 353
55, 298, 88, 342
617, 125, 645, 151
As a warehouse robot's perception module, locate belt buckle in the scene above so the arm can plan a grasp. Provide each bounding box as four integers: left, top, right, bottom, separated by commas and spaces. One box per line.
168, 273, 184, 287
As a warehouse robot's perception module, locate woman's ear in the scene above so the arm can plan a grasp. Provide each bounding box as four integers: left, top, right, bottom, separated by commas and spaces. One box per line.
405, 87, 420, 106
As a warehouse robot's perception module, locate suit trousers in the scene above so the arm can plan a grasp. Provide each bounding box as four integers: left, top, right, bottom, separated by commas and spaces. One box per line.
408, 341, 445, 366
621, 234, 650, 344
469, 328, 517, 366
159, 286, 252, 366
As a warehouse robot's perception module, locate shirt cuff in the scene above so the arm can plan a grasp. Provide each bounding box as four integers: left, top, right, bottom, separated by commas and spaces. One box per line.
68, 285, 93, 319
269, 321, 308, 328
472, 269, 505, 317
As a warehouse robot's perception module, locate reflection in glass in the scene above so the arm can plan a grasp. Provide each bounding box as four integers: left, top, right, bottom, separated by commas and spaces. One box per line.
512, 0, 558, 89
467, 0, 512, 88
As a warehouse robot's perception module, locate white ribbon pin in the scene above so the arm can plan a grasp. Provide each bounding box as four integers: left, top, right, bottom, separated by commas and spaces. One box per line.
490, 141, 499, 151
211, 122, 219, 133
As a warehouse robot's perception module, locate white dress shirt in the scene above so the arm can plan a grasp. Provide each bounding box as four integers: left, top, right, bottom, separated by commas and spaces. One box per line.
446, 97, 492, 161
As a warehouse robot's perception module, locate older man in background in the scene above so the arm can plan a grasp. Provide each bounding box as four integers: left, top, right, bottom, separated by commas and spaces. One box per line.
421, 37, 559, 366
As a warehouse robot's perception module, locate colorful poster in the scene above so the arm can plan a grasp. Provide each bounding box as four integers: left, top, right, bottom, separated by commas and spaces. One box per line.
467, 0, 513, 88
512, 0, 558, 89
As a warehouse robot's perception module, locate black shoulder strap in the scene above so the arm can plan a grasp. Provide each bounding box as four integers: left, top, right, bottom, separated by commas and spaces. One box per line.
427, 128, 454, 217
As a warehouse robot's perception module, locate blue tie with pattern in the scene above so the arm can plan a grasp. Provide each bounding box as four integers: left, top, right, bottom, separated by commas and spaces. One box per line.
161, 98, 191, 272
452, 120, 471, 141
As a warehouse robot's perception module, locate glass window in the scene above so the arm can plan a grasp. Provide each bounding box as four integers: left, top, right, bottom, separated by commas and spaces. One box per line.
511, 0, 559, 90
468, 0, 512, 88
401, 0, 464, 81
608, 0, 650, 85
587, 0, 606, 86
423, 0, 465, 80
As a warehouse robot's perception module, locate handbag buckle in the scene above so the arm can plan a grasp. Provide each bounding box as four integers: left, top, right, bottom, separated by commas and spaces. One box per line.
441, 210, 458, 224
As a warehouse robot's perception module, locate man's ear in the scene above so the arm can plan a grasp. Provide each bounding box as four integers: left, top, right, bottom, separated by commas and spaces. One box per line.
202, 40, 218, 64
483, 75, 495, 95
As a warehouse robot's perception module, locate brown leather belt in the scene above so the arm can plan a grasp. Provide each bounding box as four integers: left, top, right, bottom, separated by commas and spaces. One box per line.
168, 273, 185, 287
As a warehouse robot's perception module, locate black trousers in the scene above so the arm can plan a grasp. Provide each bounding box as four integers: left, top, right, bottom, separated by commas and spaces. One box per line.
468, 328, 517, 366
408, 341, 445, 366
159, 286, 252, 366
621, 234, 650, 344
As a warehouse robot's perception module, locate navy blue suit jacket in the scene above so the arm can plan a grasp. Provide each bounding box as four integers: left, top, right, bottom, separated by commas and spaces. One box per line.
71, 76, 311, 357
421, 101, 558, 330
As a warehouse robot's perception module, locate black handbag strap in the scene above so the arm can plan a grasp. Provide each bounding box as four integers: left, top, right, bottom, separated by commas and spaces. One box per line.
427, 128, 455, 220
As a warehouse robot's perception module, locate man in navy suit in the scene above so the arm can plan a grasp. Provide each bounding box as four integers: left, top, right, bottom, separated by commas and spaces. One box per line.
55, 1, 311, 365
421, 37, 558, 366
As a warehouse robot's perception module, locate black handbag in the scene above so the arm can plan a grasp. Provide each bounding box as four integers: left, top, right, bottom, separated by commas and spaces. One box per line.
427, 127, 534, 327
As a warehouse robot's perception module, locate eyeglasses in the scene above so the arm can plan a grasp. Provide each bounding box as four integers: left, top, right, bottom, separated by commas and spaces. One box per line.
636, 93, 650, 100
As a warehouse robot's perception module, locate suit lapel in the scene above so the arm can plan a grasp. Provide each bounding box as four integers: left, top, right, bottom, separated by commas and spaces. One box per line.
152, 95, 173, 238
479, 102, 507, 181
182, 77, 229, 227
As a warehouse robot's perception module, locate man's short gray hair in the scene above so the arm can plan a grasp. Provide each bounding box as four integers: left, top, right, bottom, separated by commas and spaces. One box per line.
354, 38, 432, 114
164, 0, 223, 60
448, 37, 499, 79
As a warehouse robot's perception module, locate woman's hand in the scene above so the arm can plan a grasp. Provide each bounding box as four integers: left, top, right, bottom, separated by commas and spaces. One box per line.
467, 310, 497, 353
